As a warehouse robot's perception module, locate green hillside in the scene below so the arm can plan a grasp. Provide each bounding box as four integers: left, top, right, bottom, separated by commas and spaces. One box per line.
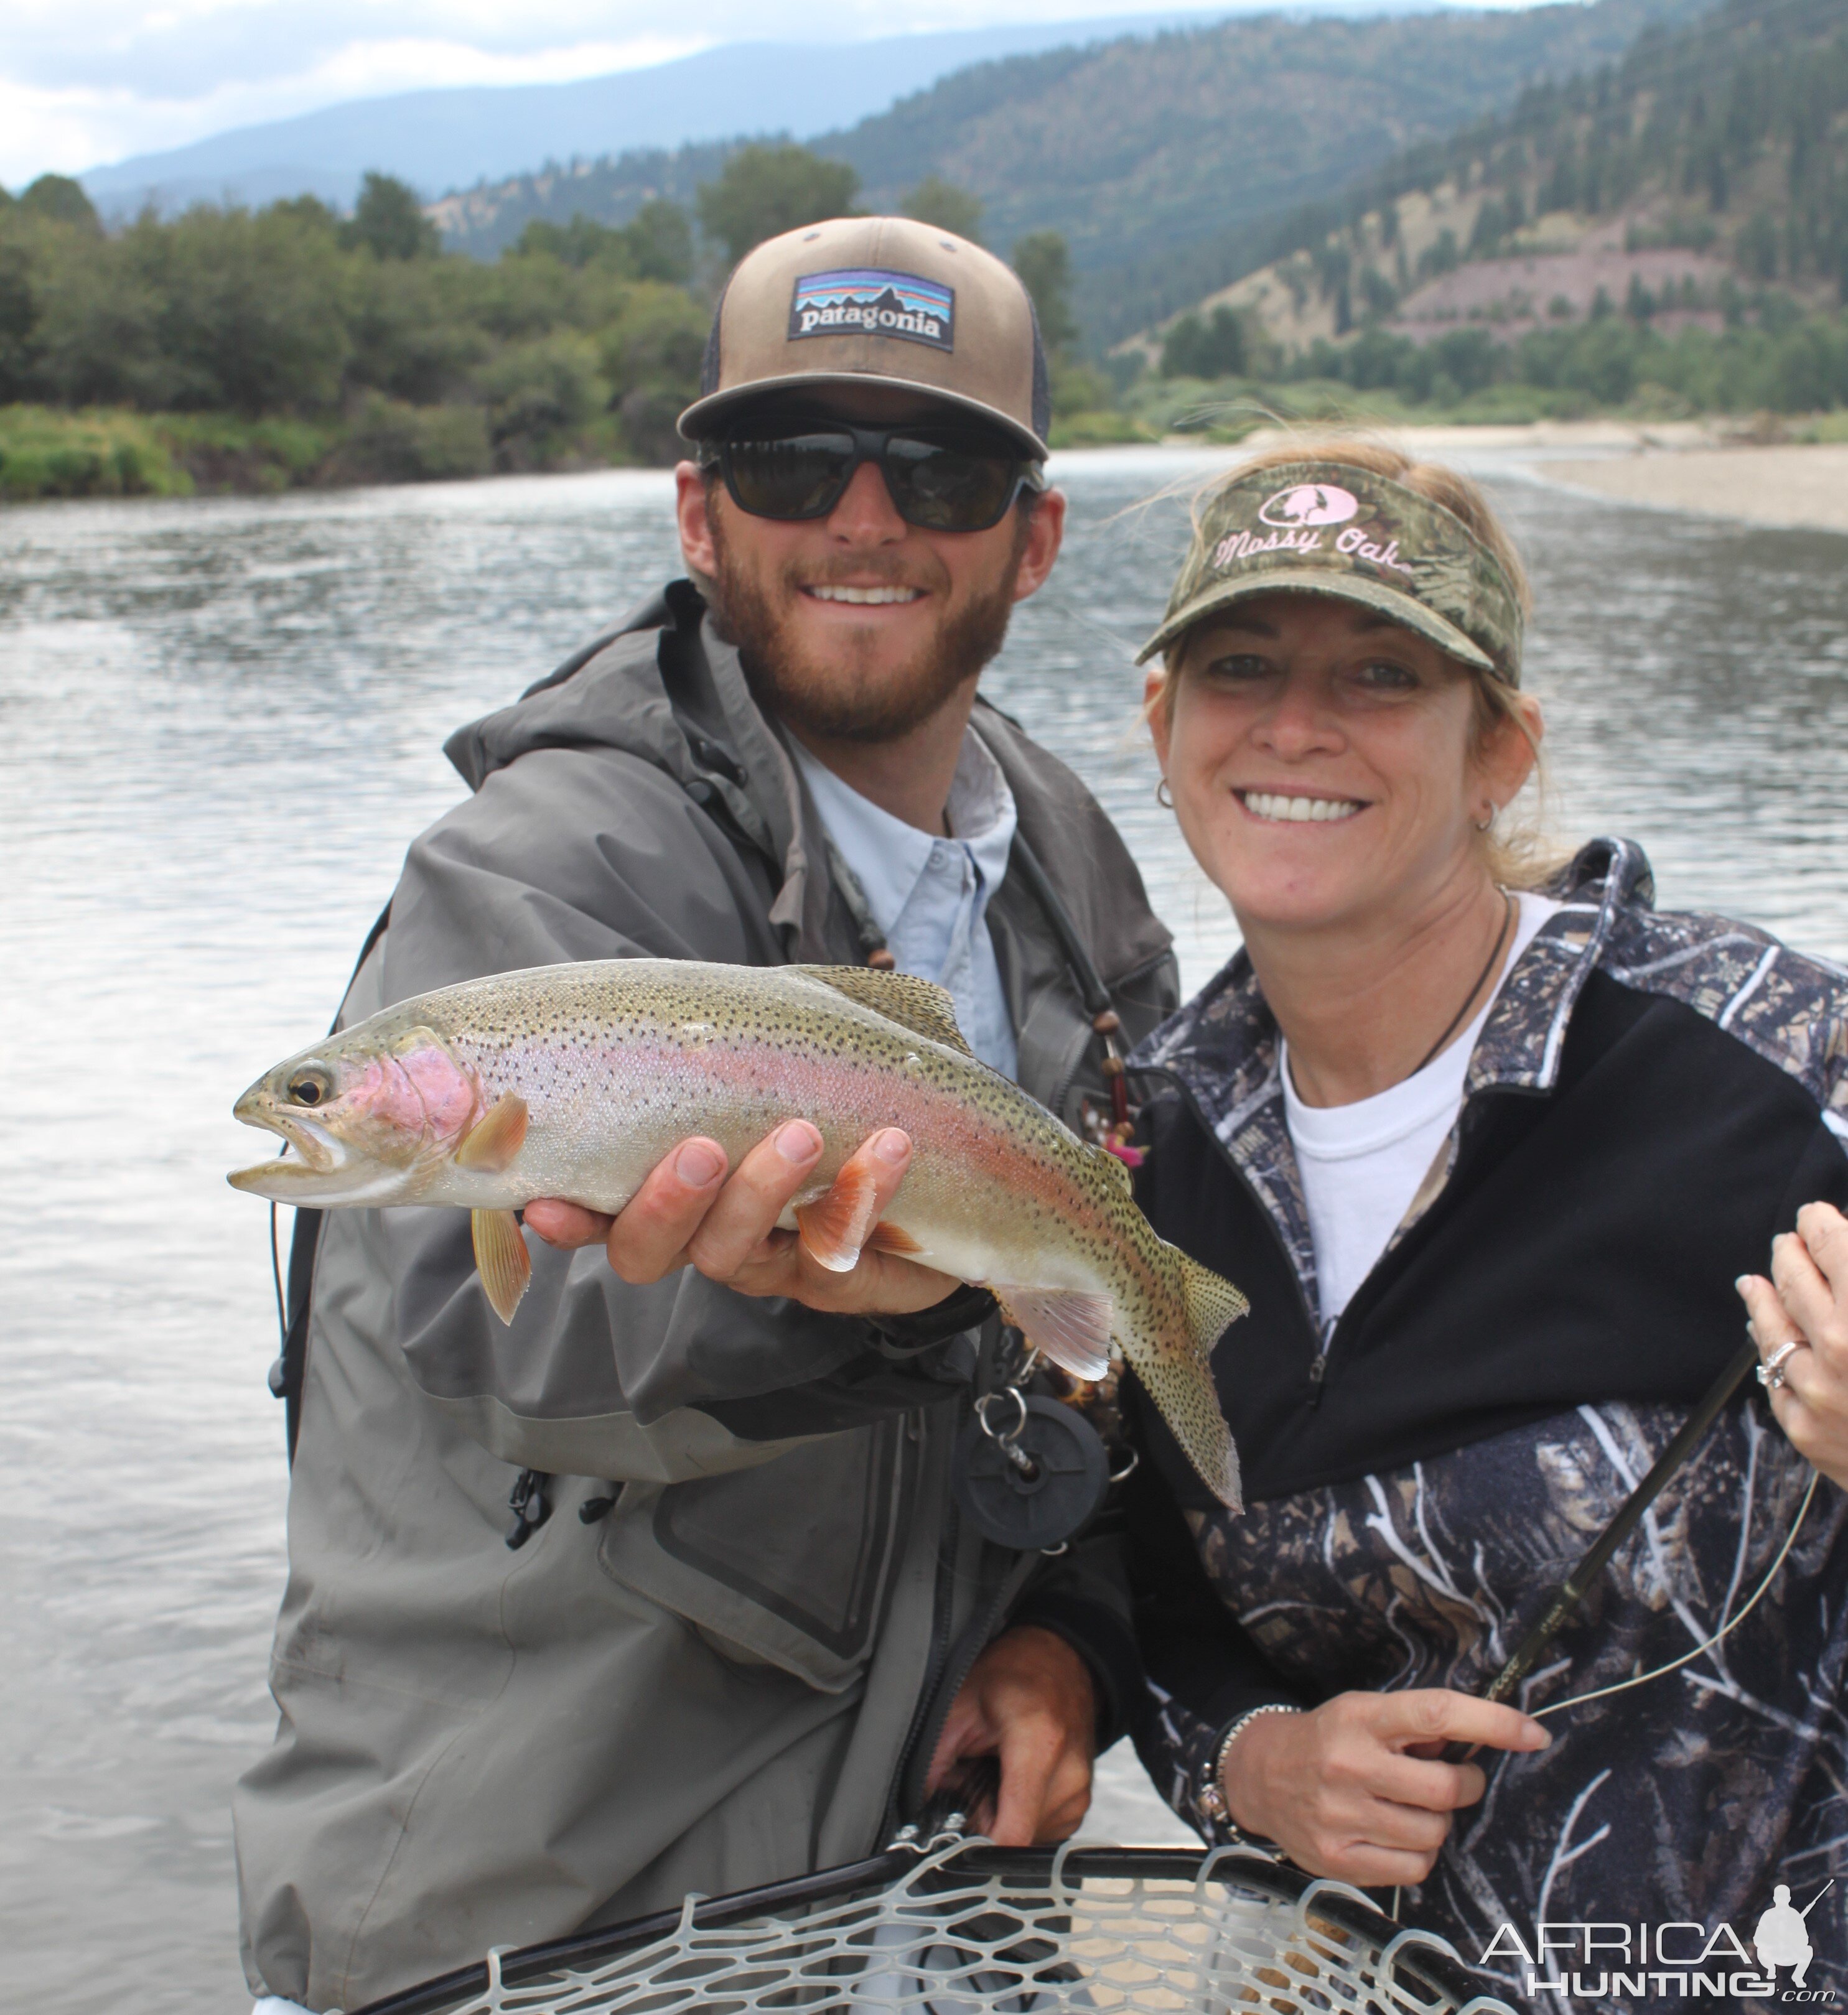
1131, 0, 1848, 418
436, 0, 1719, 346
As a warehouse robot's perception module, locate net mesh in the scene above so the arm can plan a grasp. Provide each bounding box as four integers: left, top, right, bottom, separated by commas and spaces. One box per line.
400, 1841, 1513, 2015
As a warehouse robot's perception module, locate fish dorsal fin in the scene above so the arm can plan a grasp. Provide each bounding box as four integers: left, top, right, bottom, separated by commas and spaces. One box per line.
1177, 1250, 1250, 1352
1090, 1144, 1135, 1196
788, 966, 974, 1055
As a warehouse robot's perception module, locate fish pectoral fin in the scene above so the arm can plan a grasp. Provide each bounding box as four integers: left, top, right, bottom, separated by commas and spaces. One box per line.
867, 1220, 923, 1256
472, 1208, 532, 1324
795, 1166, 883, 1274
785, 965, 974, 1056
992, 1286, 1113, 1383
1177, 1250, 1249, 1351
455, 1092, 530, 1173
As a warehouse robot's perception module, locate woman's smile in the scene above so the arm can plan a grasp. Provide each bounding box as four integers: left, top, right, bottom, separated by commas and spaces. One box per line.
1234, 789, 1367, 824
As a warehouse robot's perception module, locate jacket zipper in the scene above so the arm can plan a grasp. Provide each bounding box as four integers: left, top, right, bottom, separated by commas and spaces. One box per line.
885, 1464, 959, 1837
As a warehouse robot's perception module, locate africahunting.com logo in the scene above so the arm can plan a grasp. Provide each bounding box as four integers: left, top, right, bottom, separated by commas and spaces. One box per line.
1482, 1881, 1836, 2001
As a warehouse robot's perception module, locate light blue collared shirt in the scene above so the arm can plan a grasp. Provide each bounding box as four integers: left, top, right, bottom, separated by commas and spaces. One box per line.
789, 730, 1020, 1081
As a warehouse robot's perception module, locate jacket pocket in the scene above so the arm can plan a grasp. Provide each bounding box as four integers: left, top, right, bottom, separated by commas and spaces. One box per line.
595, 1417, 913, 1692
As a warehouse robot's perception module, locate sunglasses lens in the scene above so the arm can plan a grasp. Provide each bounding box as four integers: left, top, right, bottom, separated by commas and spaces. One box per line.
724, 433, 856, 519
883, 434, 1021, 531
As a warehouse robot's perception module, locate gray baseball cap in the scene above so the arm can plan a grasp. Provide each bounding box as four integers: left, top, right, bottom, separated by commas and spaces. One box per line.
679, 216, 1050, 456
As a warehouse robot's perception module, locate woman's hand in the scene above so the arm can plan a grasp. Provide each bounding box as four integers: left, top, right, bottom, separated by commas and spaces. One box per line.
1737, 1200, 1848, 1490
522, 1121, 961, 1319
1220, 1690, 1550, 1887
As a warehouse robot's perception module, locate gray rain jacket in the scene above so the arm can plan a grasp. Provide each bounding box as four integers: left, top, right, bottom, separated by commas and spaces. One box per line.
234, 581, 1179, 2010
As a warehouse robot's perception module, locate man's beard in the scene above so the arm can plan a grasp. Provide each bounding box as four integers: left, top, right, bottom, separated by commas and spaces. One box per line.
705, 506, 1027, 745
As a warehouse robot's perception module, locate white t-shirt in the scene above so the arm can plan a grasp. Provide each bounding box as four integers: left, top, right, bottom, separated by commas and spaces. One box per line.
1281, 893, 1561, 1326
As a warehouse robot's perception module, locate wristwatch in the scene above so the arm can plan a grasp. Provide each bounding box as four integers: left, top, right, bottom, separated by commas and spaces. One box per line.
1197, 1702, 1303, 1841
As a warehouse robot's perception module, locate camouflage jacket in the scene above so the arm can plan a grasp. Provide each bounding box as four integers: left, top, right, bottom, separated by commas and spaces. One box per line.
1124, 839, 1848, 2008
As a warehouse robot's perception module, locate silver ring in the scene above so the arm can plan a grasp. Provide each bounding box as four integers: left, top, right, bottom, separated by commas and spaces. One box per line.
1758, 1338, 1804, 1390
974, 1387, 1029, 1446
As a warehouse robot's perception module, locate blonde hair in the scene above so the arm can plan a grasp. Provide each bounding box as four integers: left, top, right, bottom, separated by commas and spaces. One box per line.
1148, 434, 1561, 891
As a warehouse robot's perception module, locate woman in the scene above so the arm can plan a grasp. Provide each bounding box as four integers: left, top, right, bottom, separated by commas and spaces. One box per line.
1121, 440, 1848, 1997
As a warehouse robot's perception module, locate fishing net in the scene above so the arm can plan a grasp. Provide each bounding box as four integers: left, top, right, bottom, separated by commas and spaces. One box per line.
352, 1839, 1513, 2015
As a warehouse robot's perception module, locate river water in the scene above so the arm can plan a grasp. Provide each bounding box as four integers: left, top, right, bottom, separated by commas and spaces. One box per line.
4, 450, 1847, 2013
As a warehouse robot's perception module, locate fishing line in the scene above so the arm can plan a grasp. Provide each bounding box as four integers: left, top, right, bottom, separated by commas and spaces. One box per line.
1531, 1469, 1819, 1719
269, 1144, 290, 1351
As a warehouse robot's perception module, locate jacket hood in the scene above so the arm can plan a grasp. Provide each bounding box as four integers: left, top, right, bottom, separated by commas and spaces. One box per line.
444, 584, 706, 796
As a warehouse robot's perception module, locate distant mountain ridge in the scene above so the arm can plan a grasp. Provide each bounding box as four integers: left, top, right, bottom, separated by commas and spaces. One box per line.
426, 0, 1720, 348
77, 15, 1230, 221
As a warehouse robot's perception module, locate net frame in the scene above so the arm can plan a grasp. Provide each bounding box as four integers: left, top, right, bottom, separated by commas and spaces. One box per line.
348, 1838, 1514, 2015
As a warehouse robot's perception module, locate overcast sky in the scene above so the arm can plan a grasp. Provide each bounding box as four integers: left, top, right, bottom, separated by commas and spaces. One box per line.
0, 0, 1188, 185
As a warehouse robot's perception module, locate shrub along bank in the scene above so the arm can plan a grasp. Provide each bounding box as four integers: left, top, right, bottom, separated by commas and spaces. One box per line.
0, 172, 709, 501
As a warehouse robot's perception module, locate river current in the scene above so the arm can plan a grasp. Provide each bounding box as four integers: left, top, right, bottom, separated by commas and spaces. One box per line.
4, 450, 1846, 2011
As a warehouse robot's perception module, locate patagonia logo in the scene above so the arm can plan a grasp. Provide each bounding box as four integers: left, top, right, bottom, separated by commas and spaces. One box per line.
788, 269, 954, 351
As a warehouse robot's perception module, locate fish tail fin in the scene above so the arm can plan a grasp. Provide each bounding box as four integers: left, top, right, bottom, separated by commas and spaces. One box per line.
1133, 1247, 1248, 1512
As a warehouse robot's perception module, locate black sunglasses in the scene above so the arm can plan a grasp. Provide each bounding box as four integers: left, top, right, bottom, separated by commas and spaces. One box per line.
707, 421, 1044, 534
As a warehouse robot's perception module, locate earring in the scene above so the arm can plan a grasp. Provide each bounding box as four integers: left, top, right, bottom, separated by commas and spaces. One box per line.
1156, 778, 1174, 808
1473, 804, 1496, 832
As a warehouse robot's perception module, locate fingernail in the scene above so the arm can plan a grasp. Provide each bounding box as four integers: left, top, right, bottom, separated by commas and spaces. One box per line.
676, 1141, 724, 1186
1526, 1721, 1552, 1747
1735, 1275, 1751, 1294
776, 1120, 821, 1164
874, 1128, 910, 1165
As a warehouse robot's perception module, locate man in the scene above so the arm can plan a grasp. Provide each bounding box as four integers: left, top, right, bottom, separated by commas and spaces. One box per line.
236, 216, 1178, 2012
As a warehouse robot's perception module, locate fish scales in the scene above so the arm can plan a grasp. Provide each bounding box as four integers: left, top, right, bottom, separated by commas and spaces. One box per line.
230, 959, 1248, 1506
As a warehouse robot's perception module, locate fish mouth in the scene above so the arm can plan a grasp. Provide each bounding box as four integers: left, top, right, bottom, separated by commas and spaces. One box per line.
231, 1087, 347, 1177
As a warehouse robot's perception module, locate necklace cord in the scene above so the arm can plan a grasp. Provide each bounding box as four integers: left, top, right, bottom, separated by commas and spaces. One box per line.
1409, 888, 1516, 1077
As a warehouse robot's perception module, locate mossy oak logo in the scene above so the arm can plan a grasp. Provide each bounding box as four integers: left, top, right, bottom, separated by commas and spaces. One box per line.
1258, 483, 1359, 528
1211, 481, 1414, 578
789, 269, 954, 351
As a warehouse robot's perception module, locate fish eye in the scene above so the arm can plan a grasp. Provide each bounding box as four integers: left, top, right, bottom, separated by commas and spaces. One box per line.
287, 1070, 331, 1107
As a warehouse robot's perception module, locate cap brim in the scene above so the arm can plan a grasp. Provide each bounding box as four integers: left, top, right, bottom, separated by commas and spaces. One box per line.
679, 372, 1047, 458
1135, 569, 1496, 672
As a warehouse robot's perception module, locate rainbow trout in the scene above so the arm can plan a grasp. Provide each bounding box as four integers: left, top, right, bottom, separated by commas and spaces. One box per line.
229, 960, 1248, 1505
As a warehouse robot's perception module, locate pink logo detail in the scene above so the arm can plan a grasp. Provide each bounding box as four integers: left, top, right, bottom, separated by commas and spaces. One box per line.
1259, 483, 1360, 529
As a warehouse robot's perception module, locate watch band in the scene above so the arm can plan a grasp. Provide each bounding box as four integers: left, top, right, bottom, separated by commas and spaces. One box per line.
1197, 1702, 1303, 1840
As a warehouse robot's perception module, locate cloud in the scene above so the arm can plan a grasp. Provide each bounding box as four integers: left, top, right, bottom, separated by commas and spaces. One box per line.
0, 0, 1508, 187
1, 4, 725, 180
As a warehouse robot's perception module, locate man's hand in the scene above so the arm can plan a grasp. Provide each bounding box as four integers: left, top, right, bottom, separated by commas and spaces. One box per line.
1220, 1690, 1549, 1887
1738, 1199, 1848, 1491
926, 1626, 1096, 1847
524, 1122, 959, 1318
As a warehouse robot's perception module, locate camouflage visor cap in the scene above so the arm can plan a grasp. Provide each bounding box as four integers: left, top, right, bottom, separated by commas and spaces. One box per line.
1137, 461, 1524, 684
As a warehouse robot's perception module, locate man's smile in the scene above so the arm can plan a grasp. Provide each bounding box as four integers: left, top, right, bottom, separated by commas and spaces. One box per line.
801, 584, 928, 605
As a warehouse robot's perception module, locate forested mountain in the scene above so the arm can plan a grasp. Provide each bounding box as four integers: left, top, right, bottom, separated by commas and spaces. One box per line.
81, 19, 1204, 222
436, 0, 1719, 345
1154, 0, 1846, 357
